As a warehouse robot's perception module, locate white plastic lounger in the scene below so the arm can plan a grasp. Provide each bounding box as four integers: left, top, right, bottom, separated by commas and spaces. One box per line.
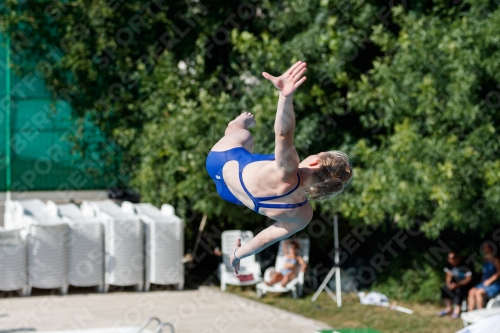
220, 230, 262, 291
121, 202, 184, 291
256, 237, 309, 299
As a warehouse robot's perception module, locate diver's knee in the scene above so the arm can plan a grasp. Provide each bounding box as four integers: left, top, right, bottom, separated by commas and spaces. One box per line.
224, 123, 239, 136
242, 133, 254, 152
291, 219, 309, 233
227, 129, 254, 150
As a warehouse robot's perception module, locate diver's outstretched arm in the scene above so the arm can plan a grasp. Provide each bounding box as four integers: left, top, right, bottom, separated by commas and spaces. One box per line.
230, 219, 309, 274
262, 61, 307, 177
262, 61, 307, 98
273, 93, 300, 176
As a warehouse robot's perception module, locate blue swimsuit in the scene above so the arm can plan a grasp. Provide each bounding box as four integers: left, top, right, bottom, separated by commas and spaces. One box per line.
205, 147, 308, 212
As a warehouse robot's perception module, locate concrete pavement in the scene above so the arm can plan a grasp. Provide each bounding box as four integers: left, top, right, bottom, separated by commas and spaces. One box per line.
0, 287, 331, 333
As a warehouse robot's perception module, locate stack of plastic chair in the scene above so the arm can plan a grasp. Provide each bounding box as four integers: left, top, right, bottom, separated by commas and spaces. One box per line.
46, 201, 104, 292
5, 199, 50, 229
3, 201, 16, 230
160, 204, 175, 217
0, 228, 29, 296
81, 200, 143, 292
219, 230, 262, 291
121, 202, 184, 291
28, 223, 68, 295
7, 199, 69, 296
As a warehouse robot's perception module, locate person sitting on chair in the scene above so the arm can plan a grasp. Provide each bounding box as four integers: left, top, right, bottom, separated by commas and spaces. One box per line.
468, 243, 500, 310
265, 240, 307, 287
438, 251, 474, 319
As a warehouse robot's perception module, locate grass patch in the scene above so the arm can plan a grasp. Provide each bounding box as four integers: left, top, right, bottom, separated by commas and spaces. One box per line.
226, 286, 464, 333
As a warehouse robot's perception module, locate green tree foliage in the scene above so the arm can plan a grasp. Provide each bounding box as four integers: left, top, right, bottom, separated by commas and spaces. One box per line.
2, 0, 499, 238
344, 1, 500, 237
374, 262, 443, 303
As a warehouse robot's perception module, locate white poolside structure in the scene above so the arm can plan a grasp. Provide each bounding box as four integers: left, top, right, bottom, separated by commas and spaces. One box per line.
1, 199, 185, 296
46, 201, 105, 291
81, 200, 144, 292
121, 202, 184, 291
0, 228, 29, 295
5, 199, 69, 296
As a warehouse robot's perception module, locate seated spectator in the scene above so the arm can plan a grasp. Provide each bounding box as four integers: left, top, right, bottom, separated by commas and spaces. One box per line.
468, 243, 500, 310
265, 240, 307, 287
438, 251, 473, 319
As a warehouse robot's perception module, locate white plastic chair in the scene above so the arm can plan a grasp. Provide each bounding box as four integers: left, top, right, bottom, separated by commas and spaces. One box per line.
460, 294, 500, 326
255, 237, 309, 299
219, 230, 261, 291
487, 294, 500, 309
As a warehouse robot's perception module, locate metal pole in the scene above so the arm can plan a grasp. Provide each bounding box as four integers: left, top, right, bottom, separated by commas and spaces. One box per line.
311, 266, 336, 302
5, 30, 11, 201
311, 214, 343, 307
334, 214, 339, 265
334, 214, 342, 307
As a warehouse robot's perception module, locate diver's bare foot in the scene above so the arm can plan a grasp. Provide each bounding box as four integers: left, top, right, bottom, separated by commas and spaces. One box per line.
230, 112, 256, 129
230, 238, 242, 275
224, 112, 256, 135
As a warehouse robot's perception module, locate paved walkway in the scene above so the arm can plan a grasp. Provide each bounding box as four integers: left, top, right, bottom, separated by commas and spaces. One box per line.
0, 287, 331, 333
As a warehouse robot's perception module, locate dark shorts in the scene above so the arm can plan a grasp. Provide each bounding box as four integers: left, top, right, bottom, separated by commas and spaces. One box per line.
441, 284, 470, 305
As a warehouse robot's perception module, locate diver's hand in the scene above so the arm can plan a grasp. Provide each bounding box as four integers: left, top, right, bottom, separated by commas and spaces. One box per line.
262, 61, 307, 97
230, 238, 242, 275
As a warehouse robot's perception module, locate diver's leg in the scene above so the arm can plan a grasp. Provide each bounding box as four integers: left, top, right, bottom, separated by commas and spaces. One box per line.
231, 219, 309, 274
211, 112, 256, 153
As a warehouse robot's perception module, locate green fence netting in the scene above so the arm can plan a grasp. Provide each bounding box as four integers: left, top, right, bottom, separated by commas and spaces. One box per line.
0, 34, 121, 192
